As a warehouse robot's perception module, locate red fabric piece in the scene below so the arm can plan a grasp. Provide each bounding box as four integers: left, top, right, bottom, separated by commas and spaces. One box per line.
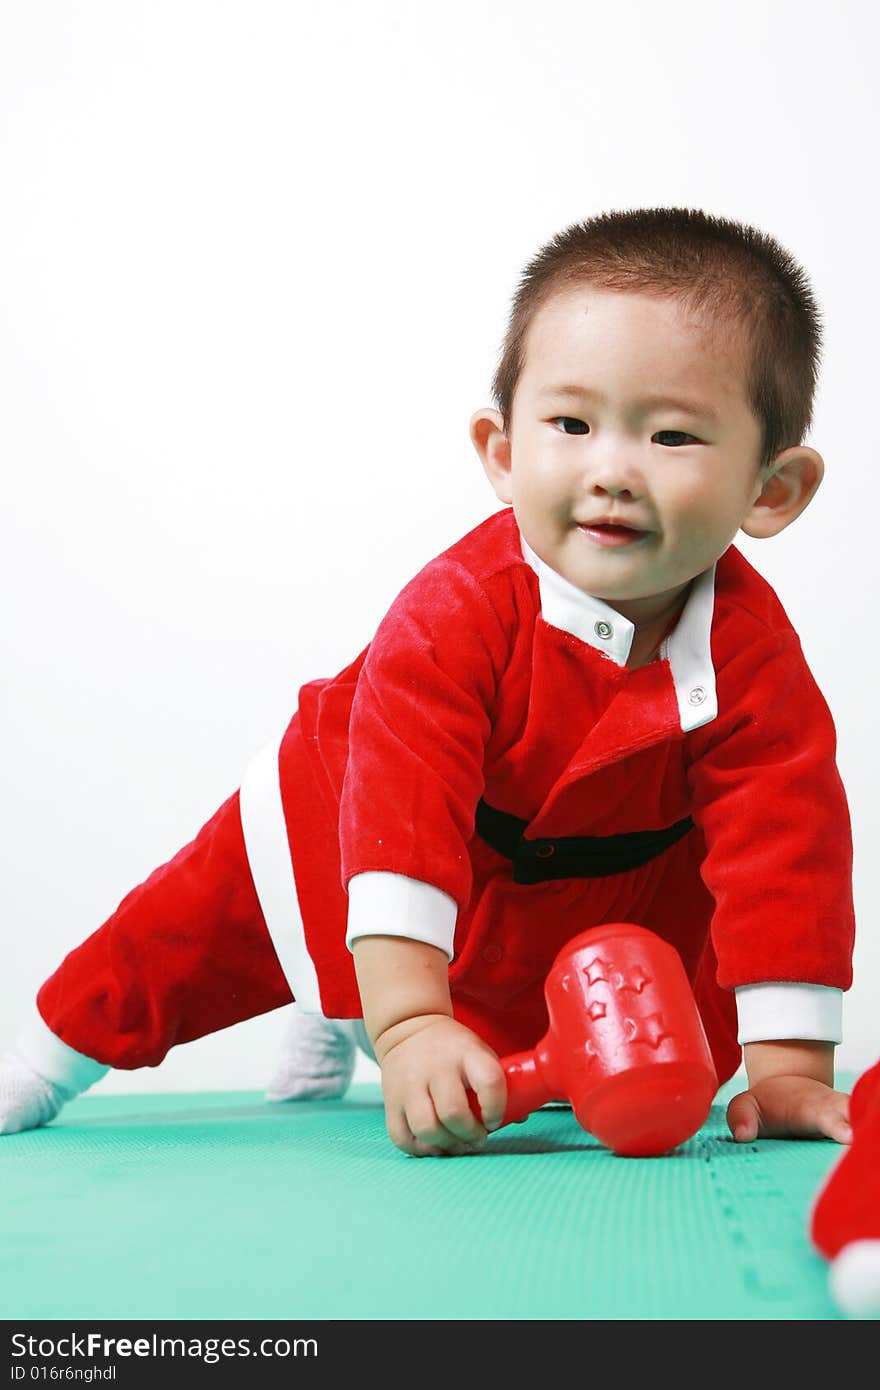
37, 792, 292, 1068
810, 1059, 880, 1259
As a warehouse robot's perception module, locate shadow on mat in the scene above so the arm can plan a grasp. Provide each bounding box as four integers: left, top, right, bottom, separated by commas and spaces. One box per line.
480, 1137, 604, 1155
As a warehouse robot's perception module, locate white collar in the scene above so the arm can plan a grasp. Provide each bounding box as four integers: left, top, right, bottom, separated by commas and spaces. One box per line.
519, 533, 718, 732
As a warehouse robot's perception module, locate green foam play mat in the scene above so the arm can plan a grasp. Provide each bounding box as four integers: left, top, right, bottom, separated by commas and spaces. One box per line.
0, 1076, 854, 1321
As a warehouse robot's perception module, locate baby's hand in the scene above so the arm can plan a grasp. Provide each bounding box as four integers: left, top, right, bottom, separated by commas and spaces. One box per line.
375, 1015, 506, 1158
726, 1074, 853, 1145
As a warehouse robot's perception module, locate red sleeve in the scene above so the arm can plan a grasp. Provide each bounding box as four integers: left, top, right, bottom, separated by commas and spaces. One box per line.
686, 631, 855, 991
338, 557, 513, 909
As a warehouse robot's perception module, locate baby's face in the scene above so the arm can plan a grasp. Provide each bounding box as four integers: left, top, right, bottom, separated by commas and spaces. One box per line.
503, 286, 766, 621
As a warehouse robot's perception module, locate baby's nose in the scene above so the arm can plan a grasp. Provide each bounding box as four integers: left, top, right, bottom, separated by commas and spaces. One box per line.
586, 452, 645, 498
589, 473, 643, 500
594, 478, 635, 497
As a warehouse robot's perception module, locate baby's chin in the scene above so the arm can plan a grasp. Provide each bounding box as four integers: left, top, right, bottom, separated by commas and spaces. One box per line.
583, 575, 699, 622
560, 560, 675, 600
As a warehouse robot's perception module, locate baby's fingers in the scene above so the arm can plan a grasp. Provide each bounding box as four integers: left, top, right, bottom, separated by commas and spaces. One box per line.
397, 1091, 479, 1157
462, 1053, 507, 1135
804, 1091, 852, 1145
427, 1054, 506, 1148
384, 1096, 445, 1157
726, 1090, 761, 1143
428, 1075, 489, 1149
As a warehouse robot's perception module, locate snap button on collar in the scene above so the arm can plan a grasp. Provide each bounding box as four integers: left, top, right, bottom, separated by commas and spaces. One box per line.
594, 620, 614, 640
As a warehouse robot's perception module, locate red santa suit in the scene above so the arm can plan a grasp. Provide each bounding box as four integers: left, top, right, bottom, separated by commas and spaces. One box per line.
20, 508, 855, 1094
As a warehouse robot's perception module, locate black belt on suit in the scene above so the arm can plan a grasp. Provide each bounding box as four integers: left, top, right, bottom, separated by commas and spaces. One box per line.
474, 797, 694, 884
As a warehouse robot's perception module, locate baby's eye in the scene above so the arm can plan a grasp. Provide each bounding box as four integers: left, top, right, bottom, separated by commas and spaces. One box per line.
552, 416, 589, 435
654, 430, 701, 447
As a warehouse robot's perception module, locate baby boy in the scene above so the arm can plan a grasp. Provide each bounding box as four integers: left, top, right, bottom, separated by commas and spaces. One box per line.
0, 206, 856, 1158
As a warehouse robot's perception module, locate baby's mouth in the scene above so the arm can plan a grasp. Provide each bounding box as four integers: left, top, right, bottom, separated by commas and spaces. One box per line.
577, 520, 649, 547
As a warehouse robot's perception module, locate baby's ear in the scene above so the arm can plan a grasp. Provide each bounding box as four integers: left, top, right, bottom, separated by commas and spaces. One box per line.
740, 445, 825, 539
470, 409, 513, 504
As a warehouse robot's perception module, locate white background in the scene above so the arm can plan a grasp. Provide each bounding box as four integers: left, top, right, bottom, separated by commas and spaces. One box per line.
2, 0, 877, 1095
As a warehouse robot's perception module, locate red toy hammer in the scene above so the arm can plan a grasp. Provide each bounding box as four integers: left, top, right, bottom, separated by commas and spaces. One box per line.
471, 922, 718, 1156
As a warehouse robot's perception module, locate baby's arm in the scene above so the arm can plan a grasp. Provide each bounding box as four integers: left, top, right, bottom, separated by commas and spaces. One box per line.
727, 1039, 852, 1144
352, 936, 506, 1157
685, 630, 855, 1148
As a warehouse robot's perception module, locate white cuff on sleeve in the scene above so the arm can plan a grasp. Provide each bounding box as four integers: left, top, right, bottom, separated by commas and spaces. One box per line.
345, 872, 457, 961
15, 1004, 110, 1096
734, 983, 843, 1045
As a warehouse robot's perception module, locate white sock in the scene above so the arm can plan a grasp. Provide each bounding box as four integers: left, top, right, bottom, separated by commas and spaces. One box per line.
0, 1051, 74, 1135
829, 1241, 880, 1319
265, 1009, 356, 1101
265, 1007, 356, 1102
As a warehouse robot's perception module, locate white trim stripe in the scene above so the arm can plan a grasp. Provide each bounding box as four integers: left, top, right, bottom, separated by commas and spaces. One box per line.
346, 871, 458, 960
665, 562, 718, 732
734, 982, 843, 1044
239, 735, 323, 1013
16, 1004, 109, 1095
